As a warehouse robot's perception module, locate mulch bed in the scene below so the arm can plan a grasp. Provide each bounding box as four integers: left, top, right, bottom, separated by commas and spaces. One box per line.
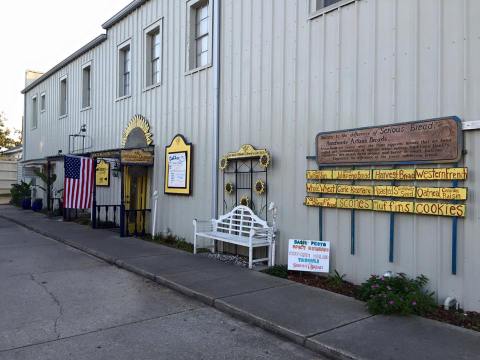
285, 271, 480, 332
287, 271, 359, 298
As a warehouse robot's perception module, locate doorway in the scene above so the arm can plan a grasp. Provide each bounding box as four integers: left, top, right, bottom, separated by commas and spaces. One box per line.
123, 166, 149, 235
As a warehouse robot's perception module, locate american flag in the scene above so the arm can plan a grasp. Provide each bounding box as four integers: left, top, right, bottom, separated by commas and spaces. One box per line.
63, 155, 94, 209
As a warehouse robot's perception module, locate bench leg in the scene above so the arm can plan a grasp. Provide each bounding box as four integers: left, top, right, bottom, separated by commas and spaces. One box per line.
268, 245, 272, 267
248, 246, 253, 269
271, 242, 276, 267
193, 233, 197, 254
211, 239, 215, 253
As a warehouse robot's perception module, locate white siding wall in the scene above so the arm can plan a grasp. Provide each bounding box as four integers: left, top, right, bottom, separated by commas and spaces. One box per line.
24, 0, 214, 242
219, 0, 480, 311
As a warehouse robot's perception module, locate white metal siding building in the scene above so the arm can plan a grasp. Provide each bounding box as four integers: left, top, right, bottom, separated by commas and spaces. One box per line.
22, 0, 480, 311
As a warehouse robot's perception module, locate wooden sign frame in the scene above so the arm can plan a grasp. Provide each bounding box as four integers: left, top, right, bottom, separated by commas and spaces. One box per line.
164, 134, 192, 195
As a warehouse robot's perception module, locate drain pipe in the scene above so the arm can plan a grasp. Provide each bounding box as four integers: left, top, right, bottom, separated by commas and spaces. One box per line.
211, 0, 221, 219
444, 296, 457, 310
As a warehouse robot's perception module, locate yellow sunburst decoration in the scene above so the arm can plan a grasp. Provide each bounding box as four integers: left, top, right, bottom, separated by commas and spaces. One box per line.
121, 115, 153, 148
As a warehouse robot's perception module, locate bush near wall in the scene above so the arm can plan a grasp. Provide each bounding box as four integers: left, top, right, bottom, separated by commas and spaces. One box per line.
357, 273, 436, 316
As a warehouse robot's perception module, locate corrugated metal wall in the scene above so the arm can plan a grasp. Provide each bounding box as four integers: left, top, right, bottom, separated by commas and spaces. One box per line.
219, 0, 480, 311
23, 0, 214, 242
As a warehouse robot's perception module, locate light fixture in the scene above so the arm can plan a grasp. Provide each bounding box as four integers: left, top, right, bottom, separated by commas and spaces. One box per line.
80, 124, 87, 133
383, 271, 394, 278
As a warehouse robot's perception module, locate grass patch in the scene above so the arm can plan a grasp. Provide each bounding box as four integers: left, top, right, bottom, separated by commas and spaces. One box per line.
261, 264, 288, 278
146, 230, 209, 254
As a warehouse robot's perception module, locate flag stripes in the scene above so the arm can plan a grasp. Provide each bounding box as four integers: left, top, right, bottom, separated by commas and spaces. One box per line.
63, 155, 94, 209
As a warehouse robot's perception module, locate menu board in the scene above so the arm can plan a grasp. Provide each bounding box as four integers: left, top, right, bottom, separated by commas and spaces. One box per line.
164, 135, 192, 195
288, 239, 330, 273
167, 152, 187, 188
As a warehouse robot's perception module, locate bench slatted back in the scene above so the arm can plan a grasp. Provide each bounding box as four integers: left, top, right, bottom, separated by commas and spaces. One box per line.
216, 206, 268, 237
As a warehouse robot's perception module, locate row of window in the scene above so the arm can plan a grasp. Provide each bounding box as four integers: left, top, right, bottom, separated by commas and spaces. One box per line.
31, 0, 211, 129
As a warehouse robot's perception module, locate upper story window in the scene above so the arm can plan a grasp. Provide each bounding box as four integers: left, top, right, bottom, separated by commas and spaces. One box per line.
309, 0, 355, 17
187, 0, 212, 72
82, 64, 91, 109
316, 0, 343, 10
31, 95, 38, 129
60, 77, 68, 117
118, 42, 131, 98
195, 3, 209, 67
40, 93, 46, 112
145, 21, 162, 88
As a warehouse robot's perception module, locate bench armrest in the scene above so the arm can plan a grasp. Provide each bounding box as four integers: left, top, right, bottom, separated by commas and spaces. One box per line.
193, 219, 215, 232
250, 227, 274, 242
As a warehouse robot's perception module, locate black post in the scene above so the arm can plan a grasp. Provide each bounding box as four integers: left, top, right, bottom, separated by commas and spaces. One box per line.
120, 164, 125, 237
92, 158, 97, 229
47, 161, 51, 212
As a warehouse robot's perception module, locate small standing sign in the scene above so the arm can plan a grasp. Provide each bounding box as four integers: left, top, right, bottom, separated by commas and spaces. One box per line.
288, 239, 330, 273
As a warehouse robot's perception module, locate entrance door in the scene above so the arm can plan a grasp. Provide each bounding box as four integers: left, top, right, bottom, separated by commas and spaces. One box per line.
124, 166, 148, 235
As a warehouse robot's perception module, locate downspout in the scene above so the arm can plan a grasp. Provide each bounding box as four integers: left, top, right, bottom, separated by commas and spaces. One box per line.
211, 0, 221, 219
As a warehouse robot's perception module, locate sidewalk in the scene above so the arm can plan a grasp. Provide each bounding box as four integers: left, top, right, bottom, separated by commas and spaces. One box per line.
1, 205, 479, 360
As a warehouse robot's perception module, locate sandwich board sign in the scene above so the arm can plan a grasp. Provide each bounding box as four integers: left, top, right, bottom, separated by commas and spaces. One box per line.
288, 239, 330, 273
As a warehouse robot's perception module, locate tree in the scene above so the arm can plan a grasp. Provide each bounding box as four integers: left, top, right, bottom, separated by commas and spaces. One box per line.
0, 112, 21, 149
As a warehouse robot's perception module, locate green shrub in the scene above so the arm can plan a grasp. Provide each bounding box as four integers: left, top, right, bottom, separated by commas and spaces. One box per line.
358, 273, 436, 316
327, 270, 347, 289
10, 181, 32, 206
261, 265, 288, 279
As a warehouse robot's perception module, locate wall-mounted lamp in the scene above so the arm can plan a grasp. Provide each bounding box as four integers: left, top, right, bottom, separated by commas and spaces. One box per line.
80, 124, 87, 133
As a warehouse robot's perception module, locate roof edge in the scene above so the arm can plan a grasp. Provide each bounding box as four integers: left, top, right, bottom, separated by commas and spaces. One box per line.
21, 34, 108, 94
102, 0, 148, 29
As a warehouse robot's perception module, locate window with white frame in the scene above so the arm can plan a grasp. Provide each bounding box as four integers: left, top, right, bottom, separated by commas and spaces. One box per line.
145, 21, 162, 87
118, 43, 131, 97
31, 96, 38, 129
60, 77, 67, 116
40, 93, 45, 112
311, 0, 353, 13
82, 64, 91, 108
187, 0, 211, 71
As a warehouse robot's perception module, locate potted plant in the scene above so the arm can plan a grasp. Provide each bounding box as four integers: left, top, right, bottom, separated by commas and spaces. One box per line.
32, 198, 43, 212
21, 197, 32, 210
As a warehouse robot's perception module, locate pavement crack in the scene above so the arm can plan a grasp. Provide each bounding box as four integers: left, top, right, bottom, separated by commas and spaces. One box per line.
29, 274, 64, 339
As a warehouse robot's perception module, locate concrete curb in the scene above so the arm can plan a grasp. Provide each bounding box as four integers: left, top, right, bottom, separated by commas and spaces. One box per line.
0, 213, 360, 360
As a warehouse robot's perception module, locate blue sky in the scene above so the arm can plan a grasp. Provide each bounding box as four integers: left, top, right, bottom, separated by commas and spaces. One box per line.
0, 0, 131, 132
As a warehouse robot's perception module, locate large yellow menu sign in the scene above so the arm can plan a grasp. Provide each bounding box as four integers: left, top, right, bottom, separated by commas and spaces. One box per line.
306, 117, 467, 218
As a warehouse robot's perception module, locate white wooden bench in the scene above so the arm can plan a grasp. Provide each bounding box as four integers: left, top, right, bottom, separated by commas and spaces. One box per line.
193, 205, 275, 269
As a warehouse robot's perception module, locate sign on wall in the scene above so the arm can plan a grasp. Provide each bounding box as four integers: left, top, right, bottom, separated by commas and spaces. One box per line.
288, 239, 330, 273
164, 134, 192, 195
316, 117, 462, 166
121, 148, 154, 165
95, 160, 110, 187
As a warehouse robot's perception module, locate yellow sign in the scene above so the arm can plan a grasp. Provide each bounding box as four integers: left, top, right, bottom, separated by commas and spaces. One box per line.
373, 200, 414, 214
337, 185, 374, 196
121, 149, 154, 165
304, 197, 337, 207
95, 160, 110, 187
415, 168, 468, 181
416, 187, 467, 201
306, 167, 468, 181
306, 170, 333, 180
306, 183, 337, 194
337, 198, 373, 210
373, 169, 416, 180
374, 186, 416, 198
414, 202, 466, 217
332, 170, 371, 180
305, 197, 466, 218
165, 134, 192, 195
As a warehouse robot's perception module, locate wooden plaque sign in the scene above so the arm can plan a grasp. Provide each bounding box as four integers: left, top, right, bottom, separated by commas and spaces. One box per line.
316, 117, 462, 166
121, 148, 154, 165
